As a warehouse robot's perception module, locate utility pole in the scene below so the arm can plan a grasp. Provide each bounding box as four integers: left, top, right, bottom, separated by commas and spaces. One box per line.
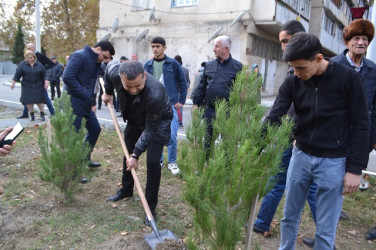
367, 5, 376, 63
35, 0, 41, 52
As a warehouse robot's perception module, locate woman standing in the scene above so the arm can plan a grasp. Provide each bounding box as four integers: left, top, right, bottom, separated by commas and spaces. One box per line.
11, 50, 48, 121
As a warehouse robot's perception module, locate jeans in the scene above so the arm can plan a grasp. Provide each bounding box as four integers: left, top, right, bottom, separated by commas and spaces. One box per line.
160, 105, 178, 163
22, 89, 55, 116
73, 110, 101, 150
254, 146, 317, 232
279, 146, 345, 250
122, 125, 164, 211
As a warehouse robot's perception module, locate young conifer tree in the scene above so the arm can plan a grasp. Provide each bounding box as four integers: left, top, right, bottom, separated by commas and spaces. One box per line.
11, 23, 25, 65
38, 92, 91, 204
179, 67, 293, 249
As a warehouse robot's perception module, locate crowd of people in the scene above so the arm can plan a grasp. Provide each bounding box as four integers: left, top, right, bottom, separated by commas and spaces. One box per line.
2, 17, 376, 248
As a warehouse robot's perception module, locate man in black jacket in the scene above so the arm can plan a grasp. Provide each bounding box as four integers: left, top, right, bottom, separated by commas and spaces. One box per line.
102, 60, 173, 226
191, 35, 242, 152
268, 32, 369, 250
47, 56, 63, 100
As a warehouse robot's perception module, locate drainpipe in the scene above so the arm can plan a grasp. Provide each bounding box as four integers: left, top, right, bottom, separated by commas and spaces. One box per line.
366, 6, 376, 63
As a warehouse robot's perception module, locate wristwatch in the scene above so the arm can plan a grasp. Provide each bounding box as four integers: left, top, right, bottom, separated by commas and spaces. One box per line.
130, 153, 139, 160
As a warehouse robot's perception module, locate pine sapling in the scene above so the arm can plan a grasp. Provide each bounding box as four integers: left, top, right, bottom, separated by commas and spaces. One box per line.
179, 67, 293, 249
38, 92, 91, 204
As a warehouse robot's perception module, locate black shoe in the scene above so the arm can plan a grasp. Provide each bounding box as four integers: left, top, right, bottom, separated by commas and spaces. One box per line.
340, 210, 349, 220
88, 161, 101, 168
80, 177, 89, 184
252, 224, 266, 235
16, 114, 29, 119
98, 107, 101, 110
107, 189, 133, 202
117, 114, 122, 117
40, 112, 45, 121
303, 237, 314, 248
144, 211, 157, 226
30, 112, 35, 121
365, 226, 376, 240
115, 109, 120, 112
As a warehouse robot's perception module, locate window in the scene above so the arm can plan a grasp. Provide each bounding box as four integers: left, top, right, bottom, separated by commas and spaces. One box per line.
132, 0, 152, 11
251, 35, 282, 61
171, 0, 198, 7
280, 0, 311, 19
323, 15, 336, 37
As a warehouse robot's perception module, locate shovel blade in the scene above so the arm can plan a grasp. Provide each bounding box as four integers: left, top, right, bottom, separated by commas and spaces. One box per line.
145, 229, 179, 250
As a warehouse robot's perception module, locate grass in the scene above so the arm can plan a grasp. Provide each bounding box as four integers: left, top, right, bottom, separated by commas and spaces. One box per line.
1, 124, 376, 249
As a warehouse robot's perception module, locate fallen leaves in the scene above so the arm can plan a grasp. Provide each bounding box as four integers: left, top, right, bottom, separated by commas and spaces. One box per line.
120, 231, 128, 236
347, 230, 357, 236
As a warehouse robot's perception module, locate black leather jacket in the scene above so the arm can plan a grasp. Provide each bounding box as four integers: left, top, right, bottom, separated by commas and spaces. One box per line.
192, 54, 243, 107
103, 61, 173, 156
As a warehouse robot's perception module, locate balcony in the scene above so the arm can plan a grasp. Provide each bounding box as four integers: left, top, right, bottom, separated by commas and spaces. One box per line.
253, 0, 310, 36
323, 0, 350, 26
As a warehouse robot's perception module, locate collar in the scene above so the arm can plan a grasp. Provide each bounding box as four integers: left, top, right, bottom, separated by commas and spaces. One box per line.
345, 51, 363, 72
216, 54, 232, 64
154, 55, 166, 62
84, 45, 99, 62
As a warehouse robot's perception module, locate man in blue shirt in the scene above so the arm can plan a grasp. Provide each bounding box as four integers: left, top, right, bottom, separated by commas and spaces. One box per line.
144, 37, 187, 175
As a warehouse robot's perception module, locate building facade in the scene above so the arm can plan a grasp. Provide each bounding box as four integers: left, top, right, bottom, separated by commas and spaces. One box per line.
97, 0, 361, 96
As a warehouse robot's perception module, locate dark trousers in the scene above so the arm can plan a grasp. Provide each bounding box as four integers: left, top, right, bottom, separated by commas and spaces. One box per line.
114, 91, 119, 111
73, 110, 101, 150
203, 106, 216, 155
97, 86, 103, 109
122, 125, 163, 212
50, 80, 61, 99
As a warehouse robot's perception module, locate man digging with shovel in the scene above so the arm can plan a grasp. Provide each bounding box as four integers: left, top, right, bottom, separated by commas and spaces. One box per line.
102, 60, 173, 227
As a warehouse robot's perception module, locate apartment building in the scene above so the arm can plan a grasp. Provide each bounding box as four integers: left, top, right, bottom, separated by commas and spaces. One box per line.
97, 0, 364, 96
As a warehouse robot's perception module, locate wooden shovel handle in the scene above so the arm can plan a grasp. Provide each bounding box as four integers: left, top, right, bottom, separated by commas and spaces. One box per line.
99, 78, 155, 221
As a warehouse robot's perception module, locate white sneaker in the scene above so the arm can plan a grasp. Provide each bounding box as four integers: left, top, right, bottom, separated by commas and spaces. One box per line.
168, 163, 180, 175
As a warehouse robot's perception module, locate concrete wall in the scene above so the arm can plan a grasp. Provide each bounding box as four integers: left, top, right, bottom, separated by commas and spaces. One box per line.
98, 0, 317, 96
0, 62, 17, 75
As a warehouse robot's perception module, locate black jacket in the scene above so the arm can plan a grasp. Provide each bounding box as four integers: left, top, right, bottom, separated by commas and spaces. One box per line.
36, 52, 55, 70
103, 61, 173, 157
47, 61, 63, 82
265, 59, 369, 174
332, 49, 376, 147
192, 54, 243, 107
62, 45, 101, 116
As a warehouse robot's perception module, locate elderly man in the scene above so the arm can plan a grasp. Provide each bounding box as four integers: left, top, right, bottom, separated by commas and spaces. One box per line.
331, 18, 376, 243
191, 35, 243, 153
63, 40, 115, 170
131, 53, 139, 61
103, 61, 173, 226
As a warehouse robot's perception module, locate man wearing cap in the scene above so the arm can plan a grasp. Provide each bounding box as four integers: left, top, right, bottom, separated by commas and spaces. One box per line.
47, 56, 64, 100
120, 56, 128, 63
331, 18, 376, 243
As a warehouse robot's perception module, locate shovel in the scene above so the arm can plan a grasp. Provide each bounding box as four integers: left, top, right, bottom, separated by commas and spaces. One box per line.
99, 78, 179, 250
